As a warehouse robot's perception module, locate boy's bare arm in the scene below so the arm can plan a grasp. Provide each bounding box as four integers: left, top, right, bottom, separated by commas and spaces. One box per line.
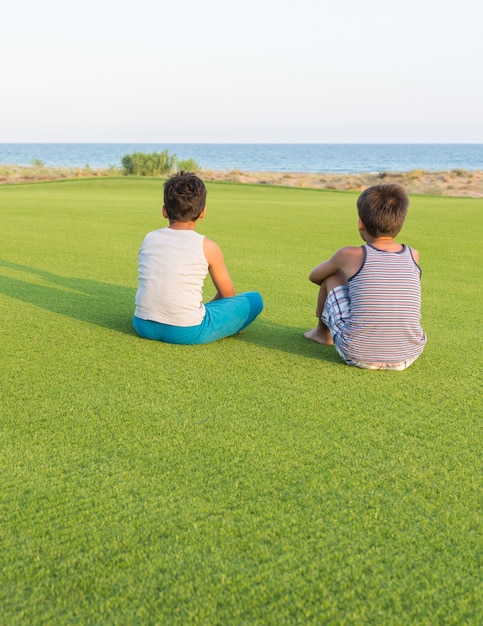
309, 246, 364, 285
203, 238, 235, 300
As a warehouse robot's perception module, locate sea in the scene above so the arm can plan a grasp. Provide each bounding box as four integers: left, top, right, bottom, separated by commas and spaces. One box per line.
0, 143, 482, 174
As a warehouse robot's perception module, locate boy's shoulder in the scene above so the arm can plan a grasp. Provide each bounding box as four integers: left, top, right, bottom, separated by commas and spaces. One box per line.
144, 226, 165, 237
337, 244, 364, 254
333, 245, 365, 278
334, 245, 364, 261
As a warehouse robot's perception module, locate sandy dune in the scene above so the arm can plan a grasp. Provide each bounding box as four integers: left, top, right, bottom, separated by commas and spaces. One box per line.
1, 166, 482, 197
200, 168, 483, 197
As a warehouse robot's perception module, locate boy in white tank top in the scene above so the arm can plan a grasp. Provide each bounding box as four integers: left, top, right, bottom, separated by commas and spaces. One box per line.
304, 184, 426, 370
133, 172, 263, 344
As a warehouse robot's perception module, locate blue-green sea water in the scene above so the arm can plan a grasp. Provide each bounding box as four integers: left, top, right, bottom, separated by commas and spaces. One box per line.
0, 143, 481, 173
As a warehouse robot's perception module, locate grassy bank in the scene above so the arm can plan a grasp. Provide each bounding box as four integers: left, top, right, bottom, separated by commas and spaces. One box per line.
1, 163, 482, 197
1, 178, 481, 624
0, 163, 122, 184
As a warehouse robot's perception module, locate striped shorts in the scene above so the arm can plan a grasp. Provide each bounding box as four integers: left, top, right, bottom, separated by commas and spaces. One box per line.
322, 285, 420, 371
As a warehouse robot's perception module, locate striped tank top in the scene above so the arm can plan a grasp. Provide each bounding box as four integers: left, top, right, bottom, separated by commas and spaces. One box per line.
338, 244, 426, 365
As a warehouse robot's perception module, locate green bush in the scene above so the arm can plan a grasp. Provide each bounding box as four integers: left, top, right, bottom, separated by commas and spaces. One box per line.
121, 150, 177, 176
176, 158, 200, 171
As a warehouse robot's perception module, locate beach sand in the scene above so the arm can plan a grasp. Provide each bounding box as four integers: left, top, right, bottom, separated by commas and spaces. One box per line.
200, 168, 483, 197
1, 165, 482, 197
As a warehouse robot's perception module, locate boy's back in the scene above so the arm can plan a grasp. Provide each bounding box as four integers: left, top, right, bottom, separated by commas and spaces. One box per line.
135, 227, 208, 327
337, 243, 425, 365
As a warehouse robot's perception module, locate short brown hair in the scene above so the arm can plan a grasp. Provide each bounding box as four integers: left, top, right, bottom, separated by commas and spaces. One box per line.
163, 171, 207, 222
357, 184, 409, 237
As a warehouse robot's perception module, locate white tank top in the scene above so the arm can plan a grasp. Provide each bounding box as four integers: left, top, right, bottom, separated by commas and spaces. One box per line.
135, 228, 208, 326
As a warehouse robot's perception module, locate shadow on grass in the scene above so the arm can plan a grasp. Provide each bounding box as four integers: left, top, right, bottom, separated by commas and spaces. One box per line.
1, 260, 343, 362
0, 260, 136, 335
236, 318, 343, 364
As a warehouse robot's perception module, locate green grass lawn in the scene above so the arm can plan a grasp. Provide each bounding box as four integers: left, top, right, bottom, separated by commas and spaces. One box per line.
1, 178, 481, 625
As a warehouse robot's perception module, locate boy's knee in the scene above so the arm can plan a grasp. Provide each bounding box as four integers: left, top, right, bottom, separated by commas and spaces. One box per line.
324, 271, 347, 293
244, 291, 264, 316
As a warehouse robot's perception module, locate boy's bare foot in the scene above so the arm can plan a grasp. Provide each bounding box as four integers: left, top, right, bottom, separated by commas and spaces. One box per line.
303, 327, 334, 345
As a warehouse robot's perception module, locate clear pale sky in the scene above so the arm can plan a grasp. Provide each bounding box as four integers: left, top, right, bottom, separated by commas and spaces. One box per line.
2, 0, 482, 143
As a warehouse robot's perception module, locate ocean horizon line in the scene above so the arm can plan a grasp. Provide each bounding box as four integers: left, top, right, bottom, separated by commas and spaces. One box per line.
2, 141, 482, 145
1, 143, 482, 174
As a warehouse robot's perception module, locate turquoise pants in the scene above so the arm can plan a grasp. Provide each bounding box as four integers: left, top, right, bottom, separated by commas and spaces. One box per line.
132, 292, 263, 345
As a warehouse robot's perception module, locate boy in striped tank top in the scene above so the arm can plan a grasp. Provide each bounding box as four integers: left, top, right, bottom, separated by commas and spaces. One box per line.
304, 184, 426, 370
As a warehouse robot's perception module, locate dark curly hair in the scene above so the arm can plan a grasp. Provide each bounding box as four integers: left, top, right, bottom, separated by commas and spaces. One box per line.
163, 171, 207, 222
